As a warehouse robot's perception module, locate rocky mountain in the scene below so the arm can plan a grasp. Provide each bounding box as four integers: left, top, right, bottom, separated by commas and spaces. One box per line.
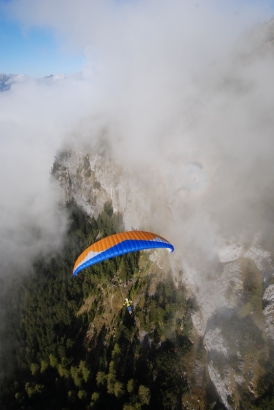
2, 14, 274, 410
52, 150, 274, 409
265, 17, 274, 45
0, 73, 69, 92
0, 74, 16, 91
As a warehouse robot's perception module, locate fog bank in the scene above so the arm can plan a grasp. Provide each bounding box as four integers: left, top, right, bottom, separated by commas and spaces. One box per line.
1, 0, 274, 275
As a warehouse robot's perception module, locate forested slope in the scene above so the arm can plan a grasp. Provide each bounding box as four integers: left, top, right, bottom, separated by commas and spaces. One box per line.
0, 201, 194, 410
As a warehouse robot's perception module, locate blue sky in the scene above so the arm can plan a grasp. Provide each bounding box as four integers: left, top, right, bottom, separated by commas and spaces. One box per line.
0, 0, 274, 78
0, 8, 86, 77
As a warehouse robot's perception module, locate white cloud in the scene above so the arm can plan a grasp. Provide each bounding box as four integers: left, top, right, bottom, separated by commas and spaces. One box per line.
1, 0, 274, 276
0, 73, 95, 273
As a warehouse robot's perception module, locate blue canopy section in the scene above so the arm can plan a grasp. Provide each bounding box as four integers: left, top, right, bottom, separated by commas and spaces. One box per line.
73, 239, 174, 276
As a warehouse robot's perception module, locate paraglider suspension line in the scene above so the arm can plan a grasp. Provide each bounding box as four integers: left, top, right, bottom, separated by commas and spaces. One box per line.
117, 278, 124, 301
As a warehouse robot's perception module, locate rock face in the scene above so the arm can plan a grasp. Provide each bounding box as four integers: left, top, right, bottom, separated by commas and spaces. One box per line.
204, 328, 228, 357
53, 151, 153, 231
263, 284, 274, 342
54, 150, 274, 409
200, 251, 274, 409
0, 74, 16, 92
266, 17, 274, 46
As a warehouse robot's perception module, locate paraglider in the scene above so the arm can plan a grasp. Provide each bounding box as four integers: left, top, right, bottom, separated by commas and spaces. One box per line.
73, 230, 174, 276
124, 298, 133, 315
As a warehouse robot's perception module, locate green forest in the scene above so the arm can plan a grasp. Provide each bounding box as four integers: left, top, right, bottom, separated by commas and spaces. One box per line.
0, 201, 194, 410
2, 201, 274, 410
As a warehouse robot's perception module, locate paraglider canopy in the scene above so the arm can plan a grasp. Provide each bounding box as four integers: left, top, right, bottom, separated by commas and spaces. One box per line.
73, 230, 174, 276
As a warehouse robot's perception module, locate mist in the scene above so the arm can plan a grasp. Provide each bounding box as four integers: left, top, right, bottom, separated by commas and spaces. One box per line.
1, 0, 274, 281
0, 73, 95, 274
